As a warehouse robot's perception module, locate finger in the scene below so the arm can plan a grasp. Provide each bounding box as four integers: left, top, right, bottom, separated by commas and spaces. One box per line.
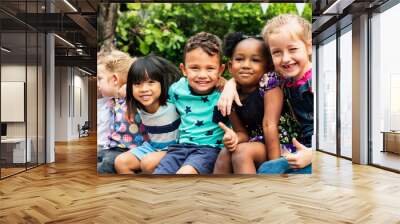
292, 138, 305, 151
226, 143, 234, 149
218, 122, 231, 133
223, 98, 229, 116
218, 99, 226, 117
227, 146, 237, 152
234, 92, 242, 107
226, 99, 232, 116
285, 155, 296, 161
223, 135, 232, 141
223, 136, 232, 144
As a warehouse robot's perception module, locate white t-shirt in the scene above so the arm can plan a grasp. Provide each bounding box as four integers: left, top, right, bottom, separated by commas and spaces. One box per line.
97, 97, 113, 147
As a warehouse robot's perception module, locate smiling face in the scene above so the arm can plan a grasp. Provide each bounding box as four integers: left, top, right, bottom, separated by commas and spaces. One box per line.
180, 47, 225, 95
267, 24, 312, 80
131, 78, 161, 114
229, 38, 267, 92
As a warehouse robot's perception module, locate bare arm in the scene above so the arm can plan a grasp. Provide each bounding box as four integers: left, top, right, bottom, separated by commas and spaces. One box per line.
229, 110, 249, 144
217, 78, 242, 116
263, 87, 283, 160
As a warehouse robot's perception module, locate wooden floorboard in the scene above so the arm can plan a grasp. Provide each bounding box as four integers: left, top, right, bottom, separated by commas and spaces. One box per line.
0, 135, 399, 223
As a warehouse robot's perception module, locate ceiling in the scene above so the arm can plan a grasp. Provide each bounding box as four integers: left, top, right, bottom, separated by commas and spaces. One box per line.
0, 0, 98, 74
312, 0, 390, 44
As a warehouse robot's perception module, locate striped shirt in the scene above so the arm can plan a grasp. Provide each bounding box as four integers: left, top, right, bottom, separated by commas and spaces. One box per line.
138, 102, 180, 149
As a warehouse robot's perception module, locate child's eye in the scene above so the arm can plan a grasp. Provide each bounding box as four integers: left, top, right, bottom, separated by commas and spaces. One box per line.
272, 51, 281, 56
289, 48, 298, 52
148, 80, 156, 84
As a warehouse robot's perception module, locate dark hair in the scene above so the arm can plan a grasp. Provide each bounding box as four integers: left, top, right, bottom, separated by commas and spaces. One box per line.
183, 32, 223, 64
126, 55, 181, 116
223, 32, 274, 72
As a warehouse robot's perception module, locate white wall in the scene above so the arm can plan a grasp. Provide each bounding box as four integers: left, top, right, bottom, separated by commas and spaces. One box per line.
1, 65, 28, 138
54, 66, 89, 141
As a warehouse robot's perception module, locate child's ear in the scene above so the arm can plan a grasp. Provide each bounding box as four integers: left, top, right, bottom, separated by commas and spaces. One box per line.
112, 73, 119, 86
227, 61, 233, 74
306, 39, 312, 57
218, 64, 226, 76
179, 63, 187, 77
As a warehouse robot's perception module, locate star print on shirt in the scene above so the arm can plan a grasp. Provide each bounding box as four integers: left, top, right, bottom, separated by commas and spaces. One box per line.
195, 120, 204, 127
174, 93, 179, 101
216, 140, 222, 145
206, 130, 213, 136
201, 96, 209, 103
185, 106, 192, 114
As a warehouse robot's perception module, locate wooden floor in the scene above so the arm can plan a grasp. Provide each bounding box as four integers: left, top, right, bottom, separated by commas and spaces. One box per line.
0, 135, 400, 223
372, 150, 400, 171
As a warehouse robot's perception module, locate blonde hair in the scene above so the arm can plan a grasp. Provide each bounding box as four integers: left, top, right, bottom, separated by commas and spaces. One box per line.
262, 14, 311, 46
97, 49, 135, 86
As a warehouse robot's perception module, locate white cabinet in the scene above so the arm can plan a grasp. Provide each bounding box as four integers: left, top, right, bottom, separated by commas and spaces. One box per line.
1, 138, 32, 163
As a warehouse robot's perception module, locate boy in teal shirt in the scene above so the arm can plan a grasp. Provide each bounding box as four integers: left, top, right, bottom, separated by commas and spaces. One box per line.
154, 32, 228, 174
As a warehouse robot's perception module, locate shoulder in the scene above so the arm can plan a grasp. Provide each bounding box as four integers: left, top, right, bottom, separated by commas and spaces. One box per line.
260, 71, 282, 91
170, 77, 187, 89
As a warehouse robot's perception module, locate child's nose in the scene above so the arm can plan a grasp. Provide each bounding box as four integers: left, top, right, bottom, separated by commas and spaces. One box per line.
282, 51, 291, 62
140, 84, 150, 92
197, 71, 207, 78
241, 59, 251, 68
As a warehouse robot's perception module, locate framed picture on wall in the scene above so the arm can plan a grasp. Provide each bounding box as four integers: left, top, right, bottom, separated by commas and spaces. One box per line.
97, 2, 313, 175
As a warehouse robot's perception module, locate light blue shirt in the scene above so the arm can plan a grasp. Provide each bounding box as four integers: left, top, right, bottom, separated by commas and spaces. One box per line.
168, 77, 228, 149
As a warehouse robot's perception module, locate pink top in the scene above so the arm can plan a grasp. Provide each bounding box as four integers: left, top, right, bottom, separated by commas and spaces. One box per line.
285, 69, 312, 88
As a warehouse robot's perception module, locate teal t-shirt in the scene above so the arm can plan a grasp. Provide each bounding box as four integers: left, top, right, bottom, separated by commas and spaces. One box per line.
168, 77, 228, 149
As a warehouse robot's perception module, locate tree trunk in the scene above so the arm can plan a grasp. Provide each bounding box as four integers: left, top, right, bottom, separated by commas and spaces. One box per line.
98, 3, 118, 52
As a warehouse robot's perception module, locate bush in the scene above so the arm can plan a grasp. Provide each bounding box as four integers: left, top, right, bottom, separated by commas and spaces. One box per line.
116, 3, 311, 75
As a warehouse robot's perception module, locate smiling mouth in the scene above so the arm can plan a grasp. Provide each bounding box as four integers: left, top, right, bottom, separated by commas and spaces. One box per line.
282, 63, 297, 70
239, 72, 252, 77
140, 95, 152, 101
195, 81, 210, 85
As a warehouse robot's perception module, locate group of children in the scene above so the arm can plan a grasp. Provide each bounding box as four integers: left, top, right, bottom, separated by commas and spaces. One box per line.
97, 14, 313, 175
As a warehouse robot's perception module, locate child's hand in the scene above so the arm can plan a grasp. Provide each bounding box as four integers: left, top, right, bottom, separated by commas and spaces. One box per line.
284, 138, 313, 169
217, 79, 242, 117
218, 122, 238, 152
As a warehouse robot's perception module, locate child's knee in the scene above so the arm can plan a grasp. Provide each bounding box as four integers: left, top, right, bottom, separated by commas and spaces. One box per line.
231, 144, 251, 164
140, 158, 156, 173
114, 153, 129, 168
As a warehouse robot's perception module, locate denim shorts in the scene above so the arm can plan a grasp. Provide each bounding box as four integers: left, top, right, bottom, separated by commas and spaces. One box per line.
97, 147, 128, 174
153, 143, 220, 174
257, 157, 312, 174
130, 141, 168, 161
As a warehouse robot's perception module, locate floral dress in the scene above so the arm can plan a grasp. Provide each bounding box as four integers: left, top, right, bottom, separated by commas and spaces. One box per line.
108, 98, 147, 150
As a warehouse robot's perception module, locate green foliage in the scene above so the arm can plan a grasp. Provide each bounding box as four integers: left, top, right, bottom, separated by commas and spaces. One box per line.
265, 3, 298, 20
115, 3, 312, 68
302, 4, 312, 22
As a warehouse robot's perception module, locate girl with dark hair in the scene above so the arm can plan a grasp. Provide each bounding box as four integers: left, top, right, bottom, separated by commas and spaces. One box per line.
213, 32, 284, 174
114, 55, 181, 174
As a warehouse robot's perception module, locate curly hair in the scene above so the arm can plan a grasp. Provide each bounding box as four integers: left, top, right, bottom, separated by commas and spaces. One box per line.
183, 32, 223, 63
